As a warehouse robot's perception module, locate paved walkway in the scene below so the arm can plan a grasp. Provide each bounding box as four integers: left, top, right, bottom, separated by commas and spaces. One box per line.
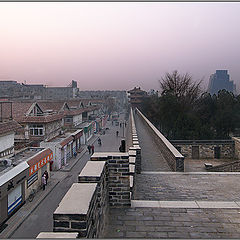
104, 111, 240, 239
134, 113, 171, 171
105, 207, 240, 239
133, 172, 240, 201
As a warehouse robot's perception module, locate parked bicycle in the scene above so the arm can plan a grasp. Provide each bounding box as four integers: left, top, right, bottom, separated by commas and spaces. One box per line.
28, 189, 36, 202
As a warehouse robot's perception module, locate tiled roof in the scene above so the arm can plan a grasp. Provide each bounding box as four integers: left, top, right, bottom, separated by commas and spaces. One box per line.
60, 135, 74, 147
0, 120, 22, 136
37, 101, 69, 113
20, 113, 64, 123
64, 108, 84, 116
1, 101, 33, 121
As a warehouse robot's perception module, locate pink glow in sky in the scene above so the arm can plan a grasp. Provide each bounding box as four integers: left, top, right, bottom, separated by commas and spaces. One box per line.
0, 2, 240, 91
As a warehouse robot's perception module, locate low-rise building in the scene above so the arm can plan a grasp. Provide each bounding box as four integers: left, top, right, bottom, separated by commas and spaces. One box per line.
128, 87, 148, 108
0, 146, 52, 226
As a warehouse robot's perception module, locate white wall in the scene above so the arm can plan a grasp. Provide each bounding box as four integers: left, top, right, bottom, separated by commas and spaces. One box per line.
73, 114, 82, 127
0, 132, 14, 153
40, 141, 61, 170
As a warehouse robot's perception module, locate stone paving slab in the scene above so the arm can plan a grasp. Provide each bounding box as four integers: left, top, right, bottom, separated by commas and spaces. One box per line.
133, 173, 240, 201
104, 207, 240, 239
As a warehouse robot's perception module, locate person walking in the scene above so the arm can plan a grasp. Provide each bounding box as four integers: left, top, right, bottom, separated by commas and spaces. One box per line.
87, 145, 91, 154
42, 174, 46, 190
116, 130, 119, 137
91, 145, 95, 155
44, 170, 49, 185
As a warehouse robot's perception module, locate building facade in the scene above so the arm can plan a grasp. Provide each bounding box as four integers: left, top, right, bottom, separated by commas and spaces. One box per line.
208, 70, 236, 95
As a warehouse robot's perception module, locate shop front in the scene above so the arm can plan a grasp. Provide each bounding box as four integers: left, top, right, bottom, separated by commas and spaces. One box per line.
102, 115, 108, 128
83, 122, 93, 143
0, 162, 29, 226
60, 136, 74, 166
26, 148, 53, 198
71, 129, 83, 154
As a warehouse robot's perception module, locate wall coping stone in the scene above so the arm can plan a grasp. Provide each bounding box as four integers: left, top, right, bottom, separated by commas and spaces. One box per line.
36, 232, 78, 238
129, 165, 135, 173
91, 152, 128, 158
54, 183, 97, 215
130, 176, 133, 188
79, 161, 106, 178
129, 157, 136, 164
129, 150, 136, 156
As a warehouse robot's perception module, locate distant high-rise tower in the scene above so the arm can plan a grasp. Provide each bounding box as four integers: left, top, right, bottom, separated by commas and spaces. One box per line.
208, 70, 236, 95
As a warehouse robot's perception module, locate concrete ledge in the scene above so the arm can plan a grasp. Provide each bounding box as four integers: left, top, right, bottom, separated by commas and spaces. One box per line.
130, 176, 133, 189
91, 152, 128, 160
129, 157, 136, 164
141, 171, 240, 175
128, 150, 136, 156
129, 165, 135, 174
197, 201, 239, 208
132, 200, 160, 208
160, 201, 198, 208
78, 161, 106, 182
37, 232, 78, 238
131, 200, 240, 209
54, 183, 97, 215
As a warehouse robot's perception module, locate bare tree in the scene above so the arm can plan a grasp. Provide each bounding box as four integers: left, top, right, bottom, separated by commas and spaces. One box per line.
159, 70, 203, 105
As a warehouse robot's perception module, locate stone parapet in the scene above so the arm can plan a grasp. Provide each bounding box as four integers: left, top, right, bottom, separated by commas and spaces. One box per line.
78, 161, 108, 237
136, 108, 184, 172
91, 152, 131, 207
53, 183, 98, 238
36, 232, 78, 238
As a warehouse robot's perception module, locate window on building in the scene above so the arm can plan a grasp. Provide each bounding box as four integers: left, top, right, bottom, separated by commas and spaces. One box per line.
29, 124, 44, 136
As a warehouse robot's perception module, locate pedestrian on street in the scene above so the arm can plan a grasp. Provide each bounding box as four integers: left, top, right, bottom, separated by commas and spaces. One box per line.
120, 123, 122, 128
91, 145, 95, 155
87, 145, 91, 154
125, 122, 127, 127
42, 174, 46, 190
116, 131, 119, 137
44, 170, 49, 185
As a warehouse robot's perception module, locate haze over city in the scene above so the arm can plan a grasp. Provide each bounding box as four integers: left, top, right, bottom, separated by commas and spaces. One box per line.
0, 2, 240, 91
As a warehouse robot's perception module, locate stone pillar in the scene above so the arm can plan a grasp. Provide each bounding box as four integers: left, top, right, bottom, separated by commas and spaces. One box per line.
91, 152, 131, 207
53, 183, 98, 238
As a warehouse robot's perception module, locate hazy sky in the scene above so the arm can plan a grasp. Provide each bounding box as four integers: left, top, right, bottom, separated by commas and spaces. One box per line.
0, 2, 240, 91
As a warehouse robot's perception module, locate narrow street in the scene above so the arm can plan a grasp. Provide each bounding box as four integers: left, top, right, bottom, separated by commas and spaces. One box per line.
10, 115, 126, 238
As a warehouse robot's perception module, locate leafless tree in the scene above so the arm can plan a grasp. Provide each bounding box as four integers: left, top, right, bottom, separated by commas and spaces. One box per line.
159, 70, 203, 106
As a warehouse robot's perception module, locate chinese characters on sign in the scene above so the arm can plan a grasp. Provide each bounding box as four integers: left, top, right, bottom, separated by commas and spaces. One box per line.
29, 153, 53, 176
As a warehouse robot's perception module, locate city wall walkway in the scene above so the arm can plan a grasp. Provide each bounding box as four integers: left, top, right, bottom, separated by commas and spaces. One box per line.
104, 109, 240, 239
134, 113, 171, 172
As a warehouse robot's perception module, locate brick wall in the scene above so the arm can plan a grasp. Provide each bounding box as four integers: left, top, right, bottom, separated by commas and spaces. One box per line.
171, 141, 234, 159
53, 152, 131, 238
91, 152, 131, 207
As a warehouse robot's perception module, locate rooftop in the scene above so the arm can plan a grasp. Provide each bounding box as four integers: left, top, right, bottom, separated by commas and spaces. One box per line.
0, 120, 21, 136
0, 147, 44, 177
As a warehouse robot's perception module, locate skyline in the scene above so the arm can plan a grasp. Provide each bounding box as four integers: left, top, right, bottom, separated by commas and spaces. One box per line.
0, 2, 240, 91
